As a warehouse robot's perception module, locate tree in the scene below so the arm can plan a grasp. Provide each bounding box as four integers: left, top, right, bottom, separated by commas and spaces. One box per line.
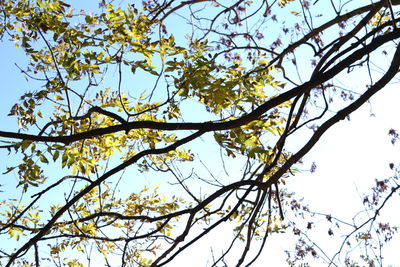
0, 0, 399, 266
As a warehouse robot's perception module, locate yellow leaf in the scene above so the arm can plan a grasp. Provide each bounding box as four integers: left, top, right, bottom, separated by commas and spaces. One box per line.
54, 95, 64, 101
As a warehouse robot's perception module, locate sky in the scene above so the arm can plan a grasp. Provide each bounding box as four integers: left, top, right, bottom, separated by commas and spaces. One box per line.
164, 81, 400, 267
0, 1, 400, 266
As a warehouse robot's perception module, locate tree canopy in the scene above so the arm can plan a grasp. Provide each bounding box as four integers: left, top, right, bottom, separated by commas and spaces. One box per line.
0, 0, 400, 266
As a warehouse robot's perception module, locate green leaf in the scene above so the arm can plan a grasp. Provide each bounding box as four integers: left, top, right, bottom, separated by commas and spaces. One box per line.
39, 154, 49, 164
53, 150, 60, 161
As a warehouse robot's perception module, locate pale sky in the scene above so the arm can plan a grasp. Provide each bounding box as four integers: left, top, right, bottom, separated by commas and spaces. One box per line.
1, 1, 400, 266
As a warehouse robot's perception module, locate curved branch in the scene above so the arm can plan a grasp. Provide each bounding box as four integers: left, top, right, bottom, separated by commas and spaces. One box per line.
6, 130, 205, 266
266, 39, 400, 190
2, 27, 400, 145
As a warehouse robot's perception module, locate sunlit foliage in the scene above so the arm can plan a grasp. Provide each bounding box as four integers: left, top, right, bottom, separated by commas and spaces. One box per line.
0, 0, 400, 266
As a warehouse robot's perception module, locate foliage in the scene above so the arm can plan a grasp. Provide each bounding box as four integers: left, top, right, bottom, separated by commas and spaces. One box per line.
0, 0, 400, 266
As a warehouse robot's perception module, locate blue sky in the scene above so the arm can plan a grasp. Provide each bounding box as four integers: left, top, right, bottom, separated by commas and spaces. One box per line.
1, 1, 400, 266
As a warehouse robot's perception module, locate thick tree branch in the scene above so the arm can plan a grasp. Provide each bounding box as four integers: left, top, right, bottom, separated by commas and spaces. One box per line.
2, 28, 400, 146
